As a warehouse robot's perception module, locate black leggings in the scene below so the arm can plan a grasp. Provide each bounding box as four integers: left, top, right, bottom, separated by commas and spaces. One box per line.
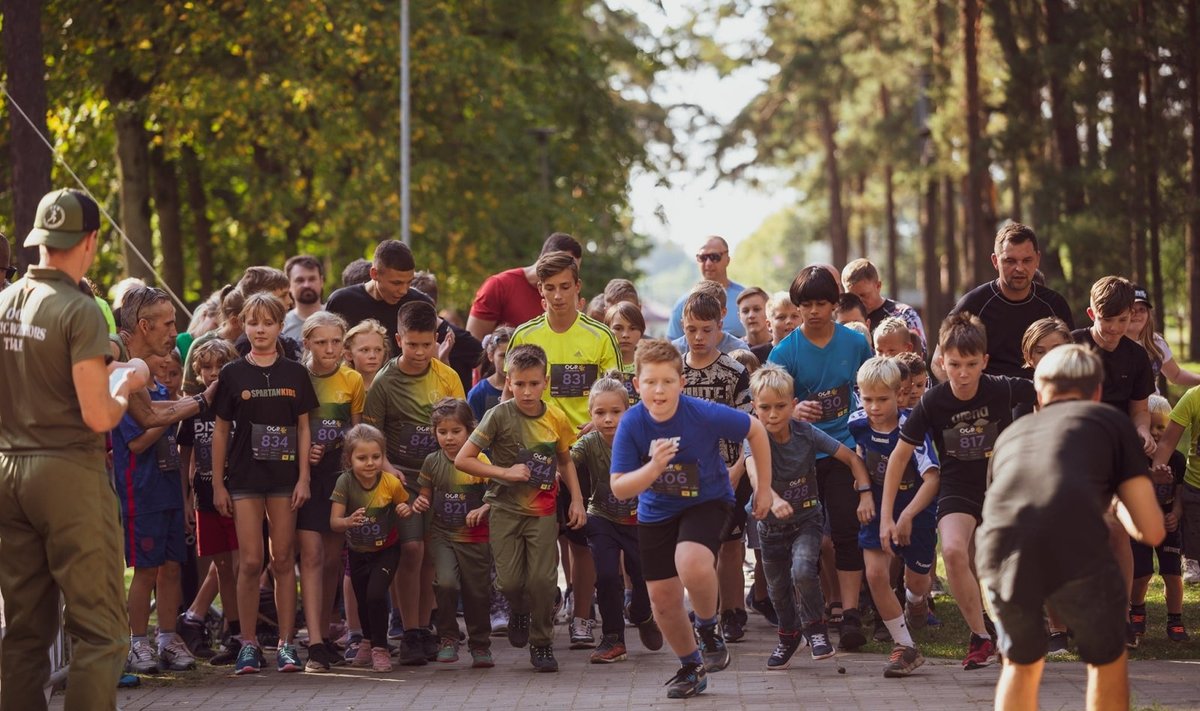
817, 457, 864, 572
348, 545, 403, 649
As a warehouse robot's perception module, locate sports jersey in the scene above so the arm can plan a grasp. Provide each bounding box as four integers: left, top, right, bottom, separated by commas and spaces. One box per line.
331, 470, 410, 552
363, 357, 465, 482
768, 323, 872, 450
611, 395, 751, 524
848, 409, 939, 527
682, 353, 751, 466
419, 450, 490, 543
745, 419, 841, 525
113, 382, 185, 517
467, 378, 503, 423
213, 355, 319, 494
309, 363, 365, 478
176, 410, 231, 513
508, 312, 622, 429
572, 431, 635, 525
1169, 386, 1200, 489
900, 375, 1035, 486
951, 280, 1074, 378
468, 400, 576, 517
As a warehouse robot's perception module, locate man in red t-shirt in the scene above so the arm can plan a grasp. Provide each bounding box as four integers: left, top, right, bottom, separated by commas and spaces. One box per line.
466, 233, 582, 341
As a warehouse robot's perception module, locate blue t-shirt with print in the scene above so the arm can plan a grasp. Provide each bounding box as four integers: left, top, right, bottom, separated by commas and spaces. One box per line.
113, 382, 184, 517
768, 323, 872, 452
611, 395, 751, 524
848, 408, 939, 528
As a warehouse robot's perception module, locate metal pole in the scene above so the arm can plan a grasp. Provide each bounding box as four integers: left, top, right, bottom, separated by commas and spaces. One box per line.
400, 0, 411, 246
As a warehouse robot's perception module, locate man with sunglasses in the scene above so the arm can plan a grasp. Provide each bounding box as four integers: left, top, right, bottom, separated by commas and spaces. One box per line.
666, 236, 746, 341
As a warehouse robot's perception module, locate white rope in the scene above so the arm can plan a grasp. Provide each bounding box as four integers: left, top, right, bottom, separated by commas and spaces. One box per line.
1, 81, 193, 318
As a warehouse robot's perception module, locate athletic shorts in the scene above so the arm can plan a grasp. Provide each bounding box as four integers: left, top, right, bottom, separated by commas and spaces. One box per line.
296, 469, 339, 533
396, 482, 431, 544
858, 519, 937, 575
1131, 528, 1183, 579
720, 477, 753, 543
558, 468, 591, 546
195, 509, 239, 557
985, 559, 1126, 665
638, 499, 731, 581
936, 473, 985, 524
124, 508, 187, 569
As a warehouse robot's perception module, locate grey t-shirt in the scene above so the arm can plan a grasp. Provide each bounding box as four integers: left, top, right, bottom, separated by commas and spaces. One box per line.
746, 420, 841, 525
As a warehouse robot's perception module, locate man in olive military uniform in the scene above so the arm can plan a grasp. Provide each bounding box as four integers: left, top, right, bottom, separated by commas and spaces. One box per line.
0, 189, 148, 711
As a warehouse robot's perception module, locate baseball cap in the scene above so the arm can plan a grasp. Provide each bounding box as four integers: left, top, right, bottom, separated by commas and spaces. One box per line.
24, 189, 101, 248
1132, 284, 1152, 310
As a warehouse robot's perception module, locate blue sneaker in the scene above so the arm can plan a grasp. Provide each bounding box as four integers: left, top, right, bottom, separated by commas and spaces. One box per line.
696, 622, 730, 672
234, 643, 263, 675
344, 633, 364, 664
665, 662, 707, 699
276, 643, 302, 673
388, 611, 404, 640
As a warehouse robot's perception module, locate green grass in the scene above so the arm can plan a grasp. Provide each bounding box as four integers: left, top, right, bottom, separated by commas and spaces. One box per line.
877, 558, 1200, 662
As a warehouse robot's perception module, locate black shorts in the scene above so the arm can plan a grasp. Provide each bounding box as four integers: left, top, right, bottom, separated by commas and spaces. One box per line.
936, 472, 985, 524
1131, 528, 1183, 578
296, 467, 339, 533
720, 477, 753, 543
638, 499, 731, 582
557, 468, 592, 546
985, 561, 1127, 666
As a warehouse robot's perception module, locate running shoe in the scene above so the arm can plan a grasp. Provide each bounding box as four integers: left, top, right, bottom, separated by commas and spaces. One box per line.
210, 636, 242, 666
883, 644, 925, 678
399, 629, 427, 666
234, 643, 264, 675
1129, 606, 1147, 636
530, 644, 559, 672
636, 616, 664, 651
158, 635, 197, 672
806, 622, 836, 660
470, 647, 495, 668
1168, 620, 1190, 642
590, 634, 628, 663
436, 637, 460, 663
305, 640, 332, 673
746, 589, 779, 626
905, 596, 929, 631
720, 609, 746, 643
352, 641, 372, 667
276, 643, 302, 673
569, 617, 597, 649
664, 662, 707, 699
125, 639, 158, 675
963, 634, 997, 670
696, 621, 730, 672
388, 610, 404, 640
508, 612, 531, 648
1046, 631, 1069, 657
838, 608, 867, 650
766, 631, 804, 670
372, 646, 392, 672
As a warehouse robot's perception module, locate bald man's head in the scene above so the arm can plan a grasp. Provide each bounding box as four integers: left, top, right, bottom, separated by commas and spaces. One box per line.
696, 236, 731, 284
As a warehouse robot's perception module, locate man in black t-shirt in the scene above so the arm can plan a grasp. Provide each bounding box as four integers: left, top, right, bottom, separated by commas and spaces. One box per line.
978, 345, 1163, 711
1071, 276, 1156, 455
937, 223, 1073, 380
326, 240, 433, 357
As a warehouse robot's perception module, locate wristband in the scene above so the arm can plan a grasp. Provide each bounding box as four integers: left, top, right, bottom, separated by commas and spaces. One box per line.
193, 393, 208, 417
855, 484, 872, 493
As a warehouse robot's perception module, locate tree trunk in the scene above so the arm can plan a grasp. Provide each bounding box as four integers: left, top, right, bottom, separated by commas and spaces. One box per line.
880, 84, 899, 292
1188, 0, 1200, 359
818, 98, 848, 269
149, 143, 184, 316
1, 0, 52, 270
963, 0, 989, 283
855, 172, 868, 259
1044, 0, 1086, 215
1143, 0, 1165, 330
112, 107, 155, 284
942, 177, 960, 297
922, 161, 941, 333
182, 145, 215, 295
1111, 5, 1144, 284
1010, 158, 1022, 223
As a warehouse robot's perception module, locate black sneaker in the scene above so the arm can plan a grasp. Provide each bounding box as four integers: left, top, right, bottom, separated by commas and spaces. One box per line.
1046, 631, 1069, 657
695, 622, 730, 672
745, 590, 779, 626
177, 614, 213, 659
508, 612, 531, 648
635, 616, 664, 651
839, 608, 867, 650
664, 662, 707, 699
1126, 622, 1140, 650
721, 609, 746, 643
209, 636, 242, 666
873, 615, 893, 643
766, 632, 804, 670
1129, 606, 1147, 636
325, 641, 347, 667
400, 629, 428, 666
305, 641, 331, 673
421, 627, 439, 661
530, 644, 558, 672
806, 622, 836, 660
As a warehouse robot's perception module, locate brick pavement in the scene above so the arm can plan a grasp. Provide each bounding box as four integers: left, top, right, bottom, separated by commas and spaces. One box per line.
50, 617, 1200, 710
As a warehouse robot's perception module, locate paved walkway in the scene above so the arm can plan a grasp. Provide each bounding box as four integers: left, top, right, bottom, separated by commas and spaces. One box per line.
50, 621, 1200, 710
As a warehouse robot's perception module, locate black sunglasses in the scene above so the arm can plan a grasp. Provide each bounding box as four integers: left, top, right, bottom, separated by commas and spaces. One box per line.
695, 252, 727, 264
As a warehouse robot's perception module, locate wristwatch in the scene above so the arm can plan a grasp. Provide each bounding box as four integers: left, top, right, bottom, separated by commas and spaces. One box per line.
854, 484, 872, 493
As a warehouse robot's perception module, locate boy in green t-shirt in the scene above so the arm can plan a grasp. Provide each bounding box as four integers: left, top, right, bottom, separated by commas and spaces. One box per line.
455, 344, 586, 673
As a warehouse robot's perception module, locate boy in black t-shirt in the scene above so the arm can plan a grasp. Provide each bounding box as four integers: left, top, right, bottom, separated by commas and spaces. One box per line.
1070, 276, 1156, 454
885, 312, 1035, 671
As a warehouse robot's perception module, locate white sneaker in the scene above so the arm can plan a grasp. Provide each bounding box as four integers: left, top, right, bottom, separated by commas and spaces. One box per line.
126, 638, 158, 674
490, 611, 509, 635
569, 617, 596, 649
158, 634, 197, 671
1185, 559, 1200, 585
554, 590, 573, 625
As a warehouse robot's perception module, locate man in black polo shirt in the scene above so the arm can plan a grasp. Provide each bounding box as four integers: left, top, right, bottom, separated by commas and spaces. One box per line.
978, 345, 1164, 711
936, 223, 1073, 380
327, 240, 433, 357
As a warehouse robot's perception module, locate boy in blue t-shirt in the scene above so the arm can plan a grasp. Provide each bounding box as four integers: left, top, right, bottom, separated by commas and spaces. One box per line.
743, 364, 872, 670
850, 356, 940, 678
113, 359, 195, 675
611, 339, 771, 699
